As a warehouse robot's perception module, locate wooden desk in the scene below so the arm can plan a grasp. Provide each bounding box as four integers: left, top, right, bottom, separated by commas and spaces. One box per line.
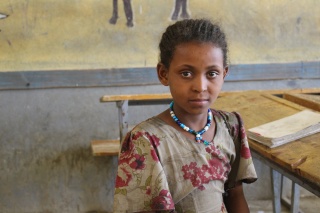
213, 92, 320, 213
96, 89, 320, 150
94, 90, 320, 212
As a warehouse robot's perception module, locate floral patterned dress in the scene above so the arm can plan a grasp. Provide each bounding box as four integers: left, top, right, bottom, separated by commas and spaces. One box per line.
113, 110, 257, 213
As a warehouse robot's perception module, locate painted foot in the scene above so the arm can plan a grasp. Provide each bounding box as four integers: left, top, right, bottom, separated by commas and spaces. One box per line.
171, 13, 179, 21
109, 16, 118, 24
180, 12, 190, 19
126, 21, 134, 27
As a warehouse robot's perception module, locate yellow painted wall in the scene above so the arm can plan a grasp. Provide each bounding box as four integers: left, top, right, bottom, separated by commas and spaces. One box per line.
0, 0, 319, 72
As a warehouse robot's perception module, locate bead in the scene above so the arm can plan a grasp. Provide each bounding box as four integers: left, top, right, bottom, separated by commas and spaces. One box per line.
169, 101, 212, 146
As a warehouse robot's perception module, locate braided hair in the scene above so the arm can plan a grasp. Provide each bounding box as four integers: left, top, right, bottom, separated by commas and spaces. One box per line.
159, 19, 229, 69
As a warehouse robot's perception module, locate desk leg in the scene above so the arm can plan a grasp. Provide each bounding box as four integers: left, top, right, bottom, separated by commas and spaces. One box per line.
272, 169, 282, 213
290, 182, 300, 213
116, 100, 129, 142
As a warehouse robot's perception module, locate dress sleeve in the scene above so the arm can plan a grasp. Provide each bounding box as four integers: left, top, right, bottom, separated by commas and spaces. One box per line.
113, 128, 175, 213
224, 112, 258, 191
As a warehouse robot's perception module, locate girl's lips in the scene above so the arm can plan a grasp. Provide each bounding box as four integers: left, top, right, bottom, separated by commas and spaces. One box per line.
189, 99, 209, 106
189, 99, 209, 102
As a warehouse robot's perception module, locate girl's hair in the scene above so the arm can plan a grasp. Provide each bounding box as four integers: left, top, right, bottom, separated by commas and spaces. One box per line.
159, 18, 228, 68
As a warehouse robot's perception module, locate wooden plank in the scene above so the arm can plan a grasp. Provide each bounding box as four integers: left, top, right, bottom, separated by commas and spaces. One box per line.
100, 93, 172, 102
1, 61, 319, 90
228, 61, 320, 81
283, 93, 320, 111
91, 140, 119, 156
100, 89, 320, 103
268, 134, 320, 185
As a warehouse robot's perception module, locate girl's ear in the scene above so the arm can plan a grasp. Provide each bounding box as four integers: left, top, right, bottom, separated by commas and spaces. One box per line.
157, 63, 169, 86
223, 66, 229, 79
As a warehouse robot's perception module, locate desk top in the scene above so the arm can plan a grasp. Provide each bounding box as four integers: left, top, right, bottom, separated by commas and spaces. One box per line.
99, 88, 320, 103
213, 92, 320, 194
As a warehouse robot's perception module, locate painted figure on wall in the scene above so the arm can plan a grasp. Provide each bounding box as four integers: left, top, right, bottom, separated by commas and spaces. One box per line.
171, 0, 190, 21
109, 0, 133, 27
0, 13, 8, 19
0, 12, 8, 32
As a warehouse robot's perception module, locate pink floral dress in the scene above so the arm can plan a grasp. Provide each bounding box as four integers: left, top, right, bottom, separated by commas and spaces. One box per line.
113, 110, 257, 213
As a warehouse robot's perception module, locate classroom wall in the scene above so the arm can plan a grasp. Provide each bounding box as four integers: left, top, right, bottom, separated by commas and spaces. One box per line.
0, 0, 319, 212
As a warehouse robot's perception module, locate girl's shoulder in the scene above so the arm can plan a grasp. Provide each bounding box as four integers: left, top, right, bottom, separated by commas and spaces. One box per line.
211, 109, 242, 124
130, 116, 165, 134
211, 109, 244, 139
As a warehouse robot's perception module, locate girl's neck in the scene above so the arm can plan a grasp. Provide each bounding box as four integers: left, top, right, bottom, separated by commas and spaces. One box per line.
157, 106, 216, 145
157, 109, 216, 146
173, 110, 209, 131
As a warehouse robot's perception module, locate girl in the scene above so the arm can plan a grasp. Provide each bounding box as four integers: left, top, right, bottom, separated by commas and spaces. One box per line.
113, 19, 257, 213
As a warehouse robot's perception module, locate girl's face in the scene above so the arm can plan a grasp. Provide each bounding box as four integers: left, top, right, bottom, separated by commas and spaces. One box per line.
157, 41, 228, 116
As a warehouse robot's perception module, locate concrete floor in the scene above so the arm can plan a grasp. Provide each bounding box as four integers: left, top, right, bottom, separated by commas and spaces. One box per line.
248, 196, 320, 213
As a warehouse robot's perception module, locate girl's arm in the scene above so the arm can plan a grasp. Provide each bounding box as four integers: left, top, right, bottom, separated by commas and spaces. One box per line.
223, 182, 250, 213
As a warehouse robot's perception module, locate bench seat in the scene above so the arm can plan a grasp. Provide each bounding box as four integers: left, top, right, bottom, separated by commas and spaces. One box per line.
91, 140, 120, 156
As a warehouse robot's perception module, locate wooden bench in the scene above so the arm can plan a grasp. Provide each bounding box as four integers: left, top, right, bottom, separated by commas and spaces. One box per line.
91, 139, 120, 156
91, 93, 172, 156
91, 88, 320, 156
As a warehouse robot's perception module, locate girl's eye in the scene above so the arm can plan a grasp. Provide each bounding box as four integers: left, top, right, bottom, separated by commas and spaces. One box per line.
181, 71, 192, 78
208, 71, 218, 78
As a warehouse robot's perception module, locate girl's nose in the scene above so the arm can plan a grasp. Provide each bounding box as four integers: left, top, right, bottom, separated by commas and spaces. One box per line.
192, 76, 207, 92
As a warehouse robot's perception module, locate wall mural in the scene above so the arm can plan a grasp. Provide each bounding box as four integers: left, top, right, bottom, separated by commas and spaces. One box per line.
0, 0, 319, 72
171, 0, 190, 21
0, 12, 8, 31
0, 13, 8, 19
108, 0, 190, 28
109, 0, 134, 27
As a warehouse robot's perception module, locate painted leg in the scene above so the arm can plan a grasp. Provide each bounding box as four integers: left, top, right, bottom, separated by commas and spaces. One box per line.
123, 0, 133, 27
271, 169, 282, 213
180, 0, 190, 19
109, 0, 118, 24
0, 13, 8, 19
171, 0, 182, 21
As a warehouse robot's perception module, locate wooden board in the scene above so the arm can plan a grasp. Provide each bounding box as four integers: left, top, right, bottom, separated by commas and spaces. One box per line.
100, 89, 320, 102
283, 93, 320, 111
2, 61, 320, 90
100, 93, 172, 102
91, 140, 119, 156
213, 92, 320, 190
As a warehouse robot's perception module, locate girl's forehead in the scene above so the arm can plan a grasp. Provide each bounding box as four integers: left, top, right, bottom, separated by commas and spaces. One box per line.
173, 42, 222, 56
170, 43, 224, 67
176, 41, 218, 48
173, 41, 221, 56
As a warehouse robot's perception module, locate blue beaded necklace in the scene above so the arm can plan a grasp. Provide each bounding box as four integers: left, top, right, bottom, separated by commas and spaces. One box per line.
169, 101, 213, 146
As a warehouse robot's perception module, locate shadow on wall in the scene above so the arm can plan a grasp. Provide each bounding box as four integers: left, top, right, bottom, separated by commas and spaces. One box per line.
1, 145, 117, 212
